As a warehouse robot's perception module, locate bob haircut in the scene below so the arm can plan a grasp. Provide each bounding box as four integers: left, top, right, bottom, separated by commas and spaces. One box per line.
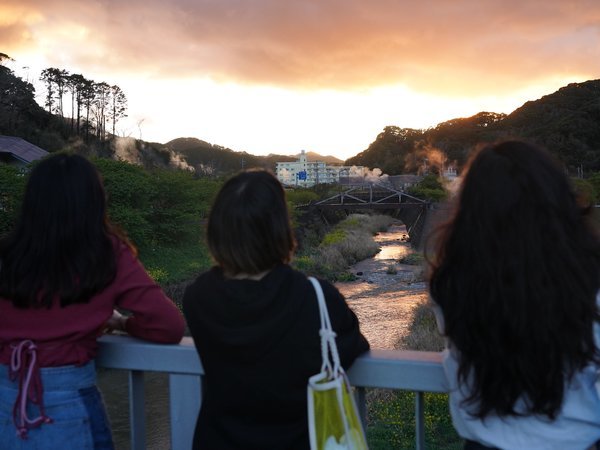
0, 153, 127, 308
429, 140, 600, 419
207, 169, 296, 276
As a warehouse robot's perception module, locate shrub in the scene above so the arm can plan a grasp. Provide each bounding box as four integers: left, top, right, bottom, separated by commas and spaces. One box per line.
285, 188, 319, 206
335, 229, 380, 264
571, 177, 595, 207
94, 158, 221, 250
397, 301, 444, 352
0, 164, 26, 237
336, 271, 357, 282
295, 213, 392, 280
398, 253, 424, 265
408, 174, 448, 202
321, 228, 347, 246
588, 172, 600, 202
339, 214, 394, 234
319, 246, 348, 272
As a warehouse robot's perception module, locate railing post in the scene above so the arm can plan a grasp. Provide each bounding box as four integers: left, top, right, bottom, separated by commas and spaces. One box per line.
129, 370, 146, 450
169, 374, 202, 450
415, 391, 425, 450
354, 387, 368, 430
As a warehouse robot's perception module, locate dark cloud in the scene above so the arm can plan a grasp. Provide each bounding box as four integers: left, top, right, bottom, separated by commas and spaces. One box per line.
2, 0, 600, 94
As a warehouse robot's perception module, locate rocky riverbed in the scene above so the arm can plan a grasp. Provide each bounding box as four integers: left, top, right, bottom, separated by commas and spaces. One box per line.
335, 222, 428, 350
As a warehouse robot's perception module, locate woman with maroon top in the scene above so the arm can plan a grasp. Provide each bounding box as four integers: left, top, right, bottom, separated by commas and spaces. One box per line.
0, 153, 185, 449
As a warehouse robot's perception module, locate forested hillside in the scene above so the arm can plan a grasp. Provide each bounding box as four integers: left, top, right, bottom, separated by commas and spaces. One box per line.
347, 80, 600, 174
166, 137, 296, 175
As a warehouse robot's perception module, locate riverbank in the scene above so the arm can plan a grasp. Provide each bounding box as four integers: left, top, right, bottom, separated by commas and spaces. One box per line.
336, 222, 431, 350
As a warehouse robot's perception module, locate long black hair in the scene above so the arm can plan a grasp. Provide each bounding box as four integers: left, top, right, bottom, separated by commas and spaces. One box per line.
0, 153, 128, 308
429, 140, 600, 419
207, 169, 296, 276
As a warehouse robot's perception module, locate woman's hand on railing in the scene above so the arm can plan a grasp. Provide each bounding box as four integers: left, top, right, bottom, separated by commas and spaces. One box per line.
104, 309, 129, 334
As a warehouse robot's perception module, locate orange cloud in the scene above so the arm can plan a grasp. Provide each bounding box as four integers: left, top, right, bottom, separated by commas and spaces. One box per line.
2, 0, 599, 95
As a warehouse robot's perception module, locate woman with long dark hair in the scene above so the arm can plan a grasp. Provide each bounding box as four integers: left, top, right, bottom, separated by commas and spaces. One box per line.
429, 140, 600, 449
183, 169, 369, 449
0, 153, 185, 449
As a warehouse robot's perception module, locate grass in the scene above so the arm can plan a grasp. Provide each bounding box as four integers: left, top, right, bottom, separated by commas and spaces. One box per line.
399, 252, 425, 266
140, 242, 211, 285
397, 302, 445, 352
365, 301, 462, 449
367, 391, 462, 450
138, 240, 212, 304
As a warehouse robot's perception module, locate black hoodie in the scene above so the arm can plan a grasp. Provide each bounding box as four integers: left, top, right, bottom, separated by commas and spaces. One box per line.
183, 264, 370, 450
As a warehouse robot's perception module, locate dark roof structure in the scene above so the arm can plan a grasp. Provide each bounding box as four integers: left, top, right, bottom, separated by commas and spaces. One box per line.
0, 136, 49, 164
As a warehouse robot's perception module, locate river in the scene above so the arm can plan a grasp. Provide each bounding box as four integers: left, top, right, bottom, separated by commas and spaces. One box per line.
100, 221, 428, 449
336, 222, 428, 349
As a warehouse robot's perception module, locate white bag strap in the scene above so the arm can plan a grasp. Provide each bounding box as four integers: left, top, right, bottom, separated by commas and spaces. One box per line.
308, 276, 342, 376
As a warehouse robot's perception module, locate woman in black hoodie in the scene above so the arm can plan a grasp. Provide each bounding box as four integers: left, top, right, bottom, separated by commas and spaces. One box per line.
183, 169, 370, 450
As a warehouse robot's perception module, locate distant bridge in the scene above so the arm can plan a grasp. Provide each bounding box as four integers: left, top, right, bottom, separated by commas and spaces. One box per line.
298, 184, 434, 248
307, 183, 428, 210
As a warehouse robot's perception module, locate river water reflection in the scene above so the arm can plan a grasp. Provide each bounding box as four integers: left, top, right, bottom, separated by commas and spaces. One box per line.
101, 221, 427, 449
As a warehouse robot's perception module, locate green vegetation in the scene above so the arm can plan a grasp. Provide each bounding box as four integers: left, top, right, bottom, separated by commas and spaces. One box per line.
0, 164, 26, 237
96, 159, 220, 296
285, 187, 320, 225
321, 228, 347, 246
399, 253, 425, 266
408, 174, 447, 202
142, 243, 212, 286
286, 188, 320, 206
293, 213, 394, 280
367, 391, 461, 450
93, 158, 221, 251
0, 156, 220, 299
587, 172, 600, 202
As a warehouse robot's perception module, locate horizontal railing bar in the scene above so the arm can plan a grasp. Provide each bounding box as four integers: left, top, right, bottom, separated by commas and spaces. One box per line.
347, 349, 447, 392
97, 335, 203, 375
97, 336, 447, 392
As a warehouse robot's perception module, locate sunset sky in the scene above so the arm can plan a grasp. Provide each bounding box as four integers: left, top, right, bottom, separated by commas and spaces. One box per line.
2, 0, 599, 160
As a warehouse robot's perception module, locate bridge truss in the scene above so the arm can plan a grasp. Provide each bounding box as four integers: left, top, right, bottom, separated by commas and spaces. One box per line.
310, 183, 428, 210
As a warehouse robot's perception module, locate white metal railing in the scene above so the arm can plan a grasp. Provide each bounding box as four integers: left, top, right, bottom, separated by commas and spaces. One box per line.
97, 335, 447, 450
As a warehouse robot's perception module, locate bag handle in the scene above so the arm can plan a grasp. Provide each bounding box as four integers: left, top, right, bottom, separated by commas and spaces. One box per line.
308, 277, 342, 376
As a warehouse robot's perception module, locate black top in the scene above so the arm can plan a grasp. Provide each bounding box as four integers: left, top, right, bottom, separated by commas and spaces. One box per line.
182, 264, 370, 450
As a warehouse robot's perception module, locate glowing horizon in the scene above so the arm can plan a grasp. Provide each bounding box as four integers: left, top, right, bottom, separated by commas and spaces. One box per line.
2, 0, 598, 160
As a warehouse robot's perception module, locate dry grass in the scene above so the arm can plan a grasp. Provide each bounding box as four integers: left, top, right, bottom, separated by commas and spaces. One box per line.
397, 301, 444, 352
296, 213, 393, 279
335, 229, 380, 263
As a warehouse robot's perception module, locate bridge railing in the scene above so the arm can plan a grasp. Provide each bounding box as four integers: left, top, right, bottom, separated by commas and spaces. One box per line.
97, 335, 448, 450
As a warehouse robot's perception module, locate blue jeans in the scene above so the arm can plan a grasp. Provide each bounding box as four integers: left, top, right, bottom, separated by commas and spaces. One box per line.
0, 361, 114, 450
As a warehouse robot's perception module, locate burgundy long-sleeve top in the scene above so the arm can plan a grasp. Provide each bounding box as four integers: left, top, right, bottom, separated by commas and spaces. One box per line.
0, 241, 185, 367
